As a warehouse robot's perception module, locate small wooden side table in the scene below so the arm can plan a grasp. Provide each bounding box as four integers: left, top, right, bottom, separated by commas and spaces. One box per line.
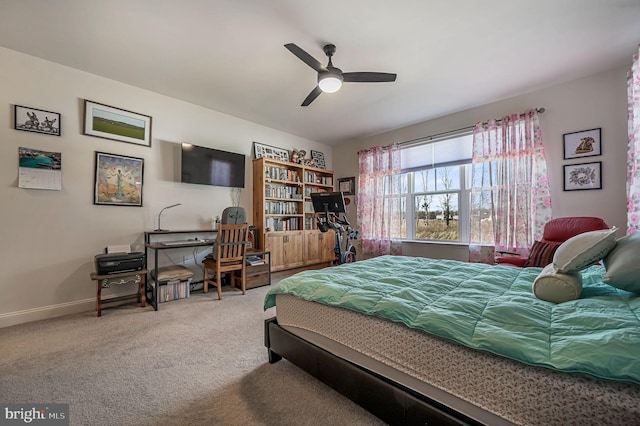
233, 251, 271, 290
90, 269, 147, 317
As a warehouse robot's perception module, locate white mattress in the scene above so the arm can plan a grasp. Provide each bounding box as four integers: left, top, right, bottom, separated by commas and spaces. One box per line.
275, 294, 640, 426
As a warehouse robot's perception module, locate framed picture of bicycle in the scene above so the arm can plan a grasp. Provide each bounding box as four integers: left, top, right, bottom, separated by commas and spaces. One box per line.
563, 161, 602, 191
94, 151, 144, 207
84, 100, 152, 147
14, 105, 61, 136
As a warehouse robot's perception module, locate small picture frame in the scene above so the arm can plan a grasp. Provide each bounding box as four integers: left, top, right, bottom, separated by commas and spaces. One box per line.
563, 161, 602, 191
311, 150, 326, 169
563, 128, 601, 159
94, 151, 144, 206
338, 176, 356, 195
14, 105, 61, 136
253, 142, 290, 161
84, 100, 152, 147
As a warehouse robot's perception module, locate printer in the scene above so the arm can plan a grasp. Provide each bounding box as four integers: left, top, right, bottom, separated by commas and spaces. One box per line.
95, 252, 145, 275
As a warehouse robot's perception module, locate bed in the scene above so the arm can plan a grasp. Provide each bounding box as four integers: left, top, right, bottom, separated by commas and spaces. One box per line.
263, 255, 640, 425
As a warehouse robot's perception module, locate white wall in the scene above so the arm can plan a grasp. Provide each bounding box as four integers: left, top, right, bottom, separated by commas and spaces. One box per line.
2, 47, 630, 326
0, 47, 331, 327
333, 65, 630, 261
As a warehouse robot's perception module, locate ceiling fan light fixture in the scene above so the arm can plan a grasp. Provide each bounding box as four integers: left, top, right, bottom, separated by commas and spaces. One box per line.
285, 43, 396, 106
318, 73, 343, 93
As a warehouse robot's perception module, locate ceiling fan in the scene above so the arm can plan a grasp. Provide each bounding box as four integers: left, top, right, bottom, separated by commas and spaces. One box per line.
284, 43, 397, 106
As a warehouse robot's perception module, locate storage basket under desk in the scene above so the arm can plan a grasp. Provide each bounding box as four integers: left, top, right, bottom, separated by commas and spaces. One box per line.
151, 265, 194, 303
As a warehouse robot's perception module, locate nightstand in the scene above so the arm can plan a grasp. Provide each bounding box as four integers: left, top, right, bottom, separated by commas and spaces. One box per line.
233, 251, 271, 290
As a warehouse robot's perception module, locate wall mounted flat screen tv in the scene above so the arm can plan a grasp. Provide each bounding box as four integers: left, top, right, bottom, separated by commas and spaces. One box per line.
181, 144, 246, 188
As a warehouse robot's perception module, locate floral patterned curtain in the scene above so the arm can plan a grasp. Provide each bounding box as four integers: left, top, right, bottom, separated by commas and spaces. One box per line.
627, 44, 640, 235
356, 144, 403, 256
469, 109, 552, 263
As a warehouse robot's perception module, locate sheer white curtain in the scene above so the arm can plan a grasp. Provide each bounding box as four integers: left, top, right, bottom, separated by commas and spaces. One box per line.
627, 44, 640, 235
469, 109, 552, 264
356, 144, 403, 256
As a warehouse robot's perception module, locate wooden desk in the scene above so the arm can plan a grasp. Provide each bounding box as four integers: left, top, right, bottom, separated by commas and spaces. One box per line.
90, 270, 147, 317
144, 229, 217, 310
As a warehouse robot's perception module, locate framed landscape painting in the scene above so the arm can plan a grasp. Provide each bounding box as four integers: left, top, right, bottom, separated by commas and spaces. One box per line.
94, 152, 144, 206
84, 100, 152, 147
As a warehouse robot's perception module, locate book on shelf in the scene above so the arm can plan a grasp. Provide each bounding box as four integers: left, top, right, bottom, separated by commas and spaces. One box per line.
246, 255, 265, 266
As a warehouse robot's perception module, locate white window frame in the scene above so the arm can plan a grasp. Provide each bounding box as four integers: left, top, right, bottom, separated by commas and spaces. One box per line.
399, 131, 473, 243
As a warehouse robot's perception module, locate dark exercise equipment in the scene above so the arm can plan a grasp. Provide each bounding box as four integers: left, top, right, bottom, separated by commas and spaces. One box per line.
310, 191, 358, 265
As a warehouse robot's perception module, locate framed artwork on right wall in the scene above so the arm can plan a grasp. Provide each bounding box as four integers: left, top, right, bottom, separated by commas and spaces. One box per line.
563, 128, 601, 159
563, 161, 602, 191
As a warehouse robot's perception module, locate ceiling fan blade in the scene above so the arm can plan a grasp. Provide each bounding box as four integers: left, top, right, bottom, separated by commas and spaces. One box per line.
343, 72, 397, 83
284, 43, 326, 73
301, 86, 322, 107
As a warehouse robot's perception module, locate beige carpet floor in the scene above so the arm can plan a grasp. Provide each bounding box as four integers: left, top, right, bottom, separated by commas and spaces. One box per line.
0, 280, 385, 425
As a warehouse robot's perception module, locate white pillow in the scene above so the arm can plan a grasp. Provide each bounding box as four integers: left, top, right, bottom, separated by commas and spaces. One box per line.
553, 227, 618, 273
602, 232, 640, 293
532, 264, 583, 303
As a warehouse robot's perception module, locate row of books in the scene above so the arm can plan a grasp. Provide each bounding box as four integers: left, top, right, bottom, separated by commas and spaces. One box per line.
265, 166, 300, 182
158, 279, 191, 303
246, 255, 265, 266
265, 217, 300, 231
265, 201, 299, 215
304, 187, 329, 197
304, 171, 333, 185
265, 183, 302, 199
304, 217, 317, 230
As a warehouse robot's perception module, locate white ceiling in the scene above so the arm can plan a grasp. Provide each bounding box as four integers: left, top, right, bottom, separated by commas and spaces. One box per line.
1, 0, 639, 145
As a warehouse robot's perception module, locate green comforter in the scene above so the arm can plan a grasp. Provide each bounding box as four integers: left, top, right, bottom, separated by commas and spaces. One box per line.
264, 255, 640, 384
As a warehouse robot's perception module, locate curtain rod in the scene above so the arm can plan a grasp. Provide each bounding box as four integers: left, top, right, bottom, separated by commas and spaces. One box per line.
397, 107, 545, 147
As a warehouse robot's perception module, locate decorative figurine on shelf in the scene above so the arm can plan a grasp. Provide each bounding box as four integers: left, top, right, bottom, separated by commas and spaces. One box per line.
290, 149, 306, 164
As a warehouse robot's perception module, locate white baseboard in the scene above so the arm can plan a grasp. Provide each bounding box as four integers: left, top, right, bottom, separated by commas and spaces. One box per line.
0, 298, 96, 329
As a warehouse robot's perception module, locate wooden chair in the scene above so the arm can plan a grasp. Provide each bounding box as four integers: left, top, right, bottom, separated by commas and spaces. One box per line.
202, 223, 249, 300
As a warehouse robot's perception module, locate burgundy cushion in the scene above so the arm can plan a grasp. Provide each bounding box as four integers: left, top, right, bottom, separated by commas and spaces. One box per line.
542, 217, 609, 242
496, 256, 528, 267
524, 240, 562, 267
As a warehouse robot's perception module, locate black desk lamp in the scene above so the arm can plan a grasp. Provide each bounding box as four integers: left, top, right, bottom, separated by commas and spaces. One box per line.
155, 203, 182, 231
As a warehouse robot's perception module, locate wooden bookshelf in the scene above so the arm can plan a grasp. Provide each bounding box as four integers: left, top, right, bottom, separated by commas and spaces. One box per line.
253, 157, 335, 271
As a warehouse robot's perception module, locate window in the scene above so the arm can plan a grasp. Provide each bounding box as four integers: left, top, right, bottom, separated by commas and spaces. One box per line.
398, 132, 473, 243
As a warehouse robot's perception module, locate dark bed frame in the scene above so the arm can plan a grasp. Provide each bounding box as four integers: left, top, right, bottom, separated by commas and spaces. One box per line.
265, 317, 510, 426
